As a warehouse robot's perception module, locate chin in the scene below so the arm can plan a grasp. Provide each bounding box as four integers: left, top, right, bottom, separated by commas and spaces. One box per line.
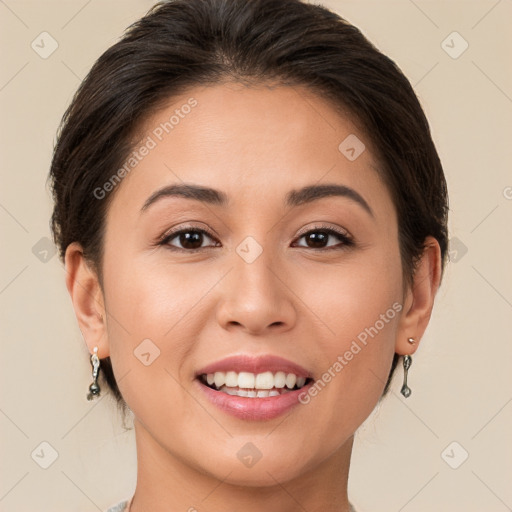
194, 444, 316, 487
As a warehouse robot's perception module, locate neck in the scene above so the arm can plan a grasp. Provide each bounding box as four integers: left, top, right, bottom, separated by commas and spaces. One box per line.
129, 419, 354, 512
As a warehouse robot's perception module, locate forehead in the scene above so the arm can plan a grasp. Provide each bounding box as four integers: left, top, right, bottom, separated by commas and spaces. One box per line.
106, 82, 393, 221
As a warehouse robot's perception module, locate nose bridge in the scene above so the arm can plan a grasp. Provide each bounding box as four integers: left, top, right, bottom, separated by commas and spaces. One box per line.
235, 238, 277, 296
216, 235, 296, 334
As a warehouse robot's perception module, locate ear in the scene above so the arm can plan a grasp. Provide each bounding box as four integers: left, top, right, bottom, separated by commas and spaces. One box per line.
64, 242, 109, 358
395, 236, 443, 355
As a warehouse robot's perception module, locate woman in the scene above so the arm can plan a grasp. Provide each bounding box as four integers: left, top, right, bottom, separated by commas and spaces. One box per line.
48, 0, 448, 510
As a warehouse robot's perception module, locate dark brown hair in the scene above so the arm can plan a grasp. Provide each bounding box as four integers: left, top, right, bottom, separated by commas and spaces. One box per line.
48, 0, 449, 409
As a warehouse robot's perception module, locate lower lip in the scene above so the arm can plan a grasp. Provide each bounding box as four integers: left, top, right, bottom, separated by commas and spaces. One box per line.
195, 378, 313, 421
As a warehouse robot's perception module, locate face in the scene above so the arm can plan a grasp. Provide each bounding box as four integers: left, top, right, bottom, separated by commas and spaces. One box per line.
101, 82, 405, 485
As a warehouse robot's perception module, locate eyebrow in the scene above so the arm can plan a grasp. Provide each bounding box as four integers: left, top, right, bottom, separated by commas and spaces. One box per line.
140, 182, 373, 217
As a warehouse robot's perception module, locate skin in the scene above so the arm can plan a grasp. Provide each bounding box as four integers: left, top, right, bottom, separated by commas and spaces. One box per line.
65, 82, 441, 512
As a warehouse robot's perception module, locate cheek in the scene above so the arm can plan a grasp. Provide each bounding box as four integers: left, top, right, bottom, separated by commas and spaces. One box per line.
295, 246, 403, 431
103, 250, 216, 338
101, 249, 173, 360
297, 237, 403, 342
102, 254, 208, 426
101, 250, 232, 397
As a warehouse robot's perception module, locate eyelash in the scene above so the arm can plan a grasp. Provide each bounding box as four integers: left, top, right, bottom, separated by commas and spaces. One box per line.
157, 223, 354, 253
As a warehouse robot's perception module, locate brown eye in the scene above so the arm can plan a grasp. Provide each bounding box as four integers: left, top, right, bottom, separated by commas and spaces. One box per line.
293, 228, 353, 250
160, 228, 219, 251
159, 225, 353, 252
303, 231, 329, 248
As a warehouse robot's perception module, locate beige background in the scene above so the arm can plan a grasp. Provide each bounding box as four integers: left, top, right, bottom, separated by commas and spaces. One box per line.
1, 1, 511, 511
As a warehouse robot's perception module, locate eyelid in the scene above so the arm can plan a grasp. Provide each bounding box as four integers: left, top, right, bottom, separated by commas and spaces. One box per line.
291, 223, 354, 250
157, 223, 218, 245
295, 222, 351, 239
157, 222, 354, 251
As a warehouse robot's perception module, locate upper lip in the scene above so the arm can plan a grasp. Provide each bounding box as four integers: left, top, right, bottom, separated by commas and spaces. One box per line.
196, 354, 313, 379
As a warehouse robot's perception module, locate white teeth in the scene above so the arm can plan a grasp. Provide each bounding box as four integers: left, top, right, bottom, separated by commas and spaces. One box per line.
255, 371, 274, 389
214, 372, 225, 388
215, 385, 294, 398
202, 370, 309, 395
274, 371, 286, 388
238, 371, 255, 389
285, 373, 297, 389
225, 371, 238, 387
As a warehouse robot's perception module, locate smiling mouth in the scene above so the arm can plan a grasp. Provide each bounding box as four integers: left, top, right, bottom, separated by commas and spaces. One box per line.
198, 371, 314, 398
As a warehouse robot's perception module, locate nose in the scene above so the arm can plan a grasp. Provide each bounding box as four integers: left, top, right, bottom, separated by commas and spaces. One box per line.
215, 247, 297, 336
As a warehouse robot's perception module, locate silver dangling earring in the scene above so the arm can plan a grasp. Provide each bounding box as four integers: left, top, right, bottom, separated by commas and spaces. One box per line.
400, 354, 412, 398
87, 346, 101, 401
